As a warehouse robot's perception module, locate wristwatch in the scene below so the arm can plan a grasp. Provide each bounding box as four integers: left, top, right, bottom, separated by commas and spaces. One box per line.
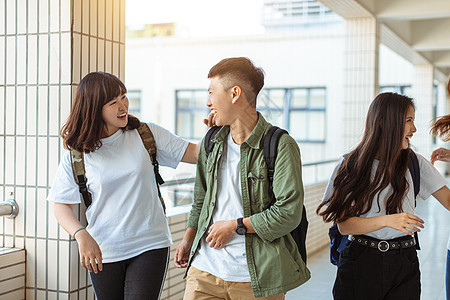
236, 217, 247, 235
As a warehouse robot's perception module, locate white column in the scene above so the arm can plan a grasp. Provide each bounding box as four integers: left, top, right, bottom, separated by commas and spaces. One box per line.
0, 0, 125, 298
411, 64, 434, 157
343, 17, 380, 151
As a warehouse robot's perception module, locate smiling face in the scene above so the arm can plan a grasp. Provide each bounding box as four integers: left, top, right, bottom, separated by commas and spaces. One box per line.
402, 105, 416, 150
101, 93, 129, 137
207, 76, 235, 126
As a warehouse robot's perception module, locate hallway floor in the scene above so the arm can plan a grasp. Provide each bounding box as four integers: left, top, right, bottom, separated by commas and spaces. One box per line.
287, 195, 450, 300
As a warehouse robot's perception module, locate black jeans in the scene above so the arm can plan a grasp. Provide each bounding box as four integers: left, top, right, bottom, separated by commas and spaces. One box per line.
333, 239, 420, 300
89, 247, 170, 300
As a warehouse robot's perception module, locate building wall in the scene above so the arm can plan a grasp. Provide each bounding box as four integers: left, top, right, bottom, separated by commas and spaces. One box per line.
0, 0, 125, 298
125, 28, 347, 165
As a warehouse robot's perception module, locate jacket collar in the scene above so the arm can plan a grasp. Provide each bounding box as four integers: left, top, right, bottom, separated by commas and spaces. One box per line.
212, 112, 269, 150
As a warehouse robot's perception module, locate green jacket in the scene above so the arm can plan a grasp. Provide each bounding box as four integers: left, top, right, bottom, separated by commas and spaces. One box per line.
186, 114, 311, 297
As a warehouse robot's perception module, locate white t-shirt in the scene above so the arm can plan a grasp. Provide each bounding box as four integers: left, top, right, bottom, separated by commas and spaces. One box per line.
47, 123, 189, 263
191, 133, 251, 282
322, 153, 448, 240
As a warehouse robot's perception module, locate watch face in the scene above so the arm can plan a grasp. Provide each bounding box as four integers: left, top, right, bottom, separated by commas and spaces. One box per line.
237, 227, 246, 235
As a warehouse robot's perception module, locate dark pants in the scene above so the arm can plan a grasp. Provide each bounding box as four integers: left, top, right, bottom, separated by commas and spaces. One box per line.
333, 239, 420, 300
446, 250, 450, 300
89, 247, 170, 300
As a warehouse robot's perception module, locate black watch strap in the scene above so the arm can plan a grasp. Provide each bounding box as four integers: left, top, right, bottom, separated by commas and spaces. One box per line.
236, 217, 247, 235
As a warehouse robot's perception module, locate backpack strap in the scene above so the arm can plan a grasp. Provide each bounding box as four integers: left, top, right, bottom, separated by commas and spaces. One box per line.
408, 150, 420, 201
137, 122, 166, 212
407, 150, 421, 250
263, 126, 288, 210
204, 126, 222, 157
70, 149, 92, 208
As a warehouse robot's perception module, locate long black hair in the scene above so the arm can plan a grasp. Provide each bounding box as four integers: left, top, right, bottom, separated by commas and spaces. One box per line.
317, 92, 415, 223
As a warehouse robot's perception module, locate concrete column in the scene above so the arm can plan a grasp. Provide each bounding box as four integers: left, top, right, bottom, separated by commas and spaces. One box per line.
343, 17, 380, 151
411, 64, 434, 157
432, 80, 450, 174
0, 0, 125, 298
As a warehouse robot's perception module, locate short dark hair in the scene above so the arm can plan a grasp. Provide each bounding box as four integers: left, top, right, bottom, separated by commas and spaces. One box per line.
208, 57, 265, 107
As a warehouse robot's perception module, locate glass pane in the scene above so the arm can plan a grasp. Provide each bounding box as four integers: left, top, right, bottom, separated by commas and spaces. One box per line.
291, 89, 307, 107
193, 111, 209, 139
308, 111, 325, 140
127, 90, 141, 117
194, 90, 208, 107
177, 91, 191, 107
310, 89, 325, 108
173, 189, 194, 207
289, 111, 307, 140
176, 112, 191, 138
260, 109, 283, 128
402, 86, 412, 96
267, 89, 285, 108
257, 90, 271, 110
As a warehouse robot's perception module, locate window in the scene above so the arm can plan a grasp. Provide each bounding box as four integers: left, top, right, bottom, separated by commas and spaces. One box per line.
127, 90, 142, 118
379, 85, 411, 96
258, 87, 326, 142
175, 87, 326, 143
175, 90, 210, 139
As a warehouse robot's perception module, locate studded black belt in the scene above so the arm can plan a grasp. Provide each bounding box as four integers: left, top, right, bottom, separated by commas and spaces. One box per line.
350, 235, 416, 252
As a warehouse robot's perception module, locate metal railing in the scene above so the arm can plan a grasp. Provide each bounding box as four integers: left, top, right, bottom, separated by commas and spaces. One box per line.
0, 192, 19, 219
161, 158, 340, 211
302, 158, 339, 184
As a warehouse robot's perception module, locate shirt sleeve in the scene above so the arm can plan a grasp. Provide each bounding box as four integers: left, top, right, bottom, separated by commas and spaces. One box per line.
250, 136, 305, 242
321, 157, 344, 204
147, 123, 189, 169
47, 150, 82, 204
416, 153, 448, 200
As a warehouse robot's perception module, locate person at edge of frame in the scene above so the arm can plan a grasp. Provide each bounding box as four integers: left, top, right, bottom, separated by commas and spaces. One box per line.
317, 92, 450, 300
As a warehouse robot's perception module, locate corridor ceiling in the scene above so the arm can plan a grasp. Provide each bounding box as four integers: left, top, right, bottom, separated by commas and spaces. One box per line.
317, 0, 450, 80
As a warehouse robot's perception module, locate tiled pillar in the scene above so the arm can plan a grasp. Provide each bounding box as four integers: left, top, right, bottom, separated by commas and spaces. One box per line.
433, 80, 449, 174
343, 17, 380, 151
0, 0, 125, 299
411, 64, 434, 157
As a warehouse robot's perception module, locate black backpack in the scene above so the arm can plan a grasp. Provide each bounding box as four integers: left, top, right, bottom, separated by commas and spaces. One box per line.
328, 150, 421, 265
204, 126, 309, 264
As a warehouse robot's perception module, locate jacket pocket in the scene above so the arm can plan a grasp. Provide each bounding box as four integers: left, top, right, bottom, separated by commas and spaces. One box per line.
247, 169, 269, 212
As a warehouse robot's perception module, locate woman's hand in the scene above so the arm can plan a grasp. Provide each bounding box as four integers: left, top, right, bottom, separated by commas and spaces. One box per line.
203, 112, 216, 127
431, 147, 450, 164
75, 230, 103, 274
174, 227, 196, 268
174, 239, 193, 268
384, 213, 424, 236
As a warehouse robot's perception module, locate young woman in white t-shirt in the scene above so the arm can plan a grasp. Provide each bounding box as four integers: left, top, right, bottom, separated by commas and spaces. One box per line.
47, 72, 199, 300
430, 113, 450, 300
317, 92, 450, 300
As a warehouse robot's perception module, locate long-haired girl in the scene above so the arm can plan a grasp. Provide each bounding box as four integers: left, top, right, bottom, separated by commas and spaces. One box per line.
430, 80, 450, 300
47, 72, 199, 299
317, 92, 450, 300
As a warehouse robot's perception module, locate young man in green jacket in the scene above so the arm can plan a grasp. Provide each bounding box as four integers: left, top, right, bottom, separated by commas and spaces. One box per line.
174, 57, 310, 299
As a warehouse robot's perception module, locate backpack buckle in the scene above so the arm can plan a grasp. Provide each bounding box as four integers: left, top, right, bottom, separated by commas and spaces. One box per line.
78, 181, 87, 193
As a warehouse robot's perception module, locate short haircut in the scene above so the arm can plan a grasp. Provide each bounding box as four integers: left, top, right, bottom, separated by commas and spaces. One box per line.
208, 57, 265, 107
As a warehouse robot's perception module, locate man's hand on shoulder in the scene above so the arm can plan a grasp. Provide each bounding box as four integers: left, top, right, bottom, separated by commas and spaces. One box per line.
206, 220, 236, 249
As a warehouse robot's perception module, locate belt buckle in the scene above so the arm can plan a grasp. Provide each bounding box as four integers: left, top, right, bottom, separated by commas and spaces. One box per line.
377, 240, 389, 252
